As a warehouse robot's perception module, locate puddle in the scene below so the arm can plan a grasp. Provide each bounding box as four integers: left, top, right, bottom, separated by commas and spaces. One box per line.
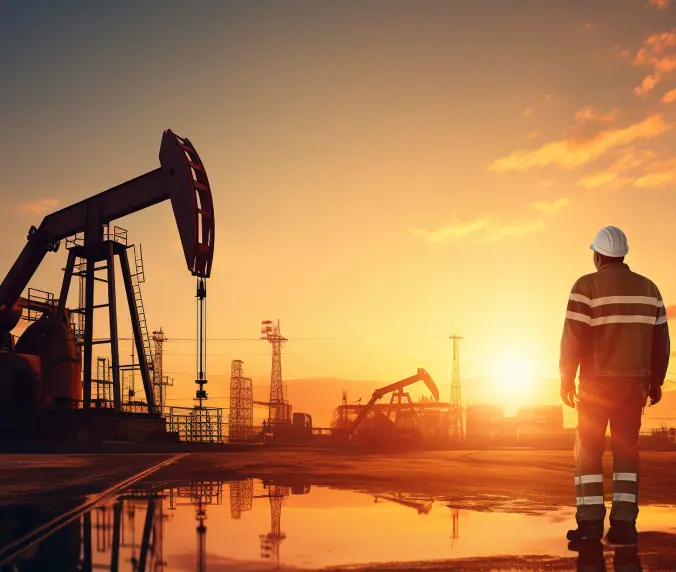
2, 479, 676, 570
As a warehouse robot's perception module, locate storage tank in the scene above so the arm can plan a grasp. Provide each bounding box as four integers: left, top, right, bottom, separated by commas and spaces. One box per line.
0, 352, 41, 413
13, 315, 82, 408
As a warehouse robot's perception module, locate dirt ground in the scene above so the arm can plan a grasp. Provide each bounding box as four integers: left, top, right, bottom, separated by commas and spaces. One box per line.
154, 448, 676, 513
0, 452, 174, 506
1, 448, 676, 511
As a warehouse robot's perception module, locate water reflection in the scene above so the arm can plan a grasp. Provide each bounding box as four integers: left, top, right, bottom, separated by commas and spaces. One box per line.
571, 542, 642, 572
1, 480, 673, 571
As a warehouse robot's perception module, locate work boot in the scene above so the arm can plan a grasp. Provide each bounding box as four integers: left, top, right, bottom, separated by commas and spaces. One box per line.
567, 519, 604, 542
606, 519, 638, 545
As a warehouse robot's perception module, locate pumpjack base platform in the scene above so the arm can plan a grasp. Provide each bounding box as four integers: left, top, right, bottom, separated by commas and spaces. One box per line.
0, 407, 179, 445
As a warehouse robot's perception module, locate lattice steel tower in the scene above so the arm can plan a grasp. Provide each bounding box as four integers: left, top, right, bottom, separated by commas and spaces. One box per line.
228, 360, 253, 441
260, 485, 288, 568
152, 328, 168, 414
261, 319, 289, 427
450, 333, 464, 440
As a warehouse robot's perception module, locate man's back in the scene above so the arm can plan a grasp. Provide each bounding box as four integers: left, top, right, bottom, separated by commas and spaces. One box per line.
561, 261, 668, 385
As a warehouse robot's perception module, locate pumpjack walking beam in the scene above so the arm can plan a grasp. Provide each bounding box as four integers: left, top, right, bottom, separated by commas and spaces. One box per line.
0, 130, 215, 412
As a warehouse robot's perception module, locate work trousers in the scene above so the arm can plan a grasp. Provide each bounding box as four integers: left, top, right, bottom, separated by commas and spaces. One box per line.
574, 378, 647, 523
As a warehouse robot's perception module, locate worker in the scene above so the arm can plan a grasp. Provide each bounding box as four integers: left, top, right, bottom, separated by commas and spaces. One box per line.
560, 226, 670, 545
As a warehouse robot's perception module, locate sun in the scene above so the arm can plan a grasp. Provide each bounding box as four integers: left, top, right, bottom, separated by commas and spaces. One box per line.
490, 349, 536, 408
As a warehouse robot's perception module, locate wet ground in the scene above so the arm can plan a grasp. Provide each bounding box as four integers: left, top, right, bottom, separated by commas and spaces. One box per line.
1, 450, 675, 570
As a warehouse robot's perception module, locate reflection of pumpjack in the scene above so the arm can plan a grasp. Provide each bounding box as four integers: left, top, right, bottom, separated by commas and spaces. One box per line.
373, 494, 433, 515
346, 369, 440, 443
79, 494, 166, 572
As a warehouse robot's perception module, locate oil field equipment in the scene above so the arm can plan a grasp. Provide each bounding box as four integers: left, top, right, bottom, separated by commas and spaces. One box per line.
0, 130, 215, 443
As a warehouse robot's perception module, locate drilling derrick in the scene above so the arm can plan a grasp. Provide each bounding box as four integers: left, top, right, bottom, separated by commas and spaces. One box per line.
449, 333, 464, 440
152, 328, 171, 415
228, 360, 253, 441
261, 320, 290, 430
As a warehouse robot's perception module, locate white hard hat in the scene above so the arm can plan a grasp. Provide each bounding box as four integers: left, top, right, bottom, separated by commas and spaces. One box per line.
590, 226, 628, 257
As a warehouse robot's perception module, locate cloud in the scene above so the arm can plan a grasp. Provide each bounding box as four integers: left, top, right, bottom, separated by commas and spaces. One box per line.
411, 200, 569, 245
527, 132, 538, 140
648, 0, 671, 9
530, 197, 570, 214
577, 21, 595, 32
411, 216, 545, 244
662, 88, 676, 102
574, 106, 619, 123
578, 147, 676, 190
488, 114, 670, 172
633, 29, 676, 96
15, 198, 59, 215
523, 108, 533, 116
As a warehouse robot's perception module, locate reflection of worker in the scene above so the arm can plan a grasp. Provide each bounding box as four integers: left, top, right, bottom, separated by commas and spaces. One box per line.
560, 226, 670, 544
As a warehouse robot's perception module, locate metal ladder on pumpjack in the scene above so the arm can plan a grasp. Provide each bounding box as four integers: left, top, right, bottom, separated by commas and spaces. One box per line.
129, 245, 155, 391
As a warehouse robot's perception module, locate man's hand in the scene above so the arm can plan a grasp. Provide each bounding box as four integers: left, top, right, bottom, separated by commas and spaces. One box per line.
649, 385, 662, 406
560, 382, 578, 408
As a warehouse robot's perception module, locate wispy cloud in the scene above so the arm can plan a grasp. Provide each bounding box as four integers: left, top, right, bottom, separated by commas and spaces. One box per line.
16, 198, 59, 215
574, 106, 619, 123
577, 21, 595, 32
411, 200, 569, 244
648, 0, 671, 9
662, 88, 676, 102
578, 147, 676, 190
488, 115, 670, 172
530, 197, 571, 214
411, 217, 545, 244
633, 29, 676, 96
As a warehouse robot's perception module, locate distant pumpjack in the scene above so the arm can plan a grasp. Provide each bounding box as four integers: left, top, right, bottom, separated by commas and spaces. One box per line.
261, 320, 289, 430
347, 368, 440, 439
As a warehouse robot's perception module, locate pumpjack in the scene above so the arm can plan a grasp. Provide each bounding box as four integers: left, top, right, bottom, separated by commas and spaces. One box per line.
342, 368, 439, 445
0, 130, 215, 443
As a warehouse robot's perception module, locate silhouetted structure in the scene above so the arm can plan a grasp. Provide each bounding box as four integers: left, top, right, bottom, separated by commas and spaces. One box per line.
449, 333, 464, 440
261, 320, 291, 431
229, 360, 254, 441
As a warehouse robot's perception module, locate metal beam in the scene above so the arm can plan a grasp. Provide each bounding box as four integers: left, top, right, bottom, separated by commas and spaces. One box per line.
55, 250, 77, 323
107, 245, 121, 411
120, 249, 155, 413
82, 258, 96, 408
40, 169, 167, 242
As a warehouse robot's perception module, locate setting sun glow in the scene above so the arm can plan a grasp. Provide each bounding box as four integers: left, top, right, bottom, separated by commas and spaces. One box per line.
491, 350, 536, 412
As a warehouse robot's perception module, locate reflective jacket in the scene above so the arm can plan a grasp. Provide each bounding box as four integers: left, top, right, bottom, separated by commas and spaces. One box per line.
560, 262, 670, 387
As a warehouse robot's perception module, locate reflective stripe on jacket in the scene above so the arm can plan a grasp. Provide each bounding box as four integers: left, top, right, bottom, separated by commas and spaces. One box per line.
560, 262, 670, 387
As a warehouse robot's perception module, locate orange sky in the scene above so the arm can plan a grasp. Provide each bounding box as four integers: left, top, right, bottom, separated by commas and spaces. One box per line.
2, 0, 676, 424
